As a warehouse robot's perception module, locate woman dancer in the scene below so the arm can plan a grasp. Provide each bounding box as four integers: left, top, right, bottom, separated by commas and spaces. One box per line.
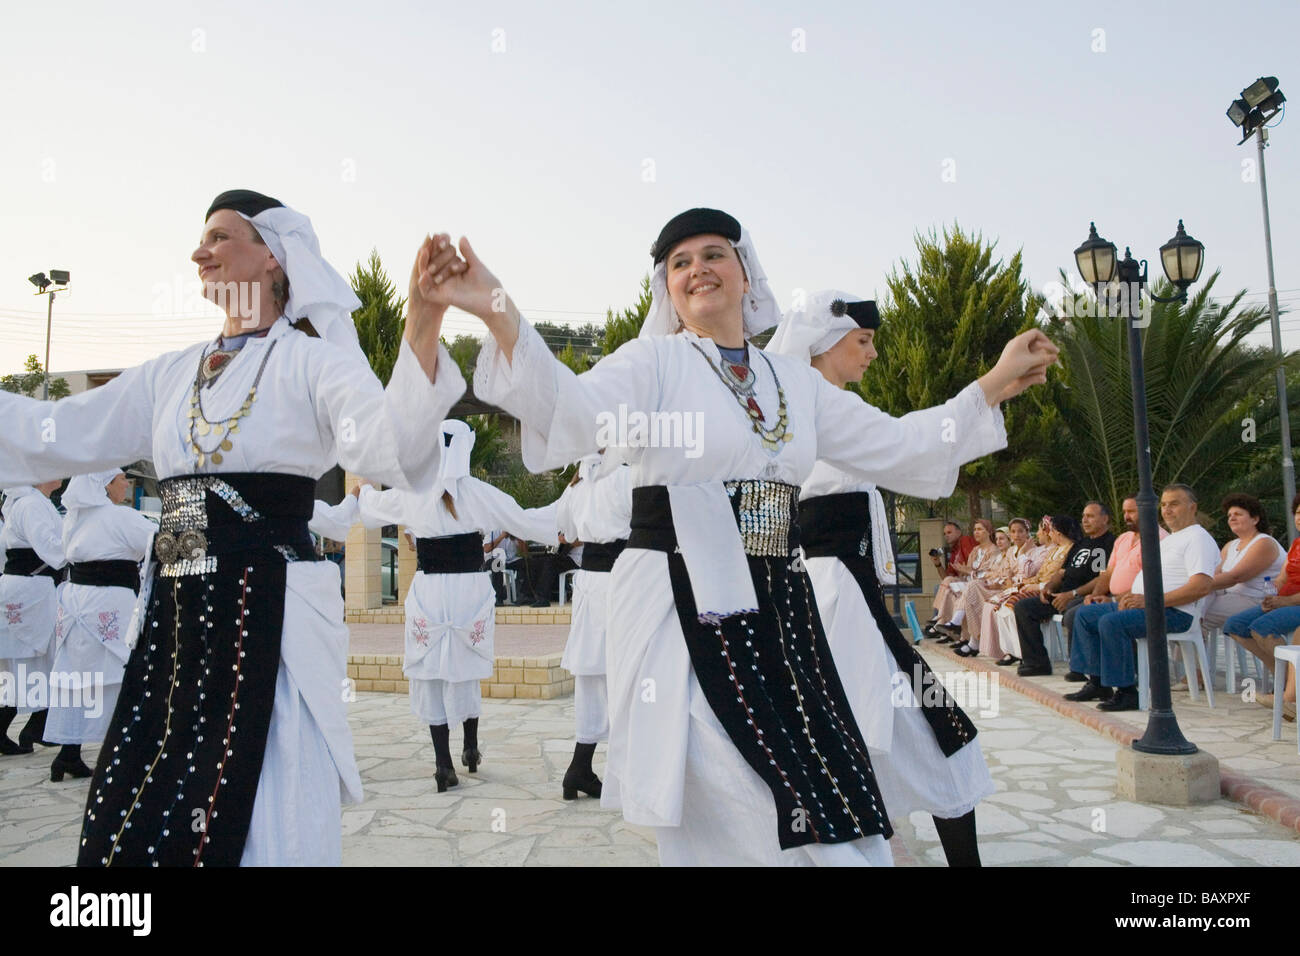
356, 420, 557, 792
0, 480, 66, 754
555, 450, 633, 800
0, 190, 464, 865
425, 207, 1054, 864
767, 290, 994, 866
46, 469, 155, 781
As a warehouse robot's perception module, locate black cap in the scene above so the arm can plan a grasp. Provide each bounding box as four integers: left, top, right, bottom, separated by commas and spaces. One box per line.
651, 208, 742, 264
830, 298, 881, 330
205, 189, 284, 222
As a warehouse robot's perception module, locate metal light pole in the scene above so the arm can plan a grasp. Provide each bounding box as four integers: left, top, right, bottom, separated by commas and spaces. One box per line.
27, 270, 69, 398
1228, 77, 1291, 539
1256, 127, 1294, 540
1074, 222, 1205, 756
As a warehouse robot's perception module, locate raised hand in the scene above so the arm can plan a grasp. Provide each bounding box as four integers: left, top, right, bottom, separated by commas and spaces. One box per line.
978, 329, 1060, 405
402, 234, 460, 378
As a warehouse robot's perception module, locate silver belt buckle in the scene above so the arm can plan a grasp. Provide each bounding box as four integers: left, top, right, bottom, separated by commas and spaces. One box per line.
155, 529, 209, 569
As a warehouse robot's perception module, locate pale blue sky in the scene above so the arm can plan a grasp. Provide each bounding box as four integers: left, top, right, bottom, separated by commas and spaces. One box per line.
2, 0, 1297, 372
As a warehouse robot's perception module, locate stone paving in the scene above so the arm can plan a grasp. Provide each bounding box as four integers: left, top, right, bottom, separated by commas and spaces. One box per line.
4, 645, 1300, 866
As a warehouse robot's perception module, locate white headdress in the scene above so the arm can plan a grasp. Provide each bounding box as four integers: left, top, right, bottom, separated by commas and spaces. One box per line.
766, 289, 876, 364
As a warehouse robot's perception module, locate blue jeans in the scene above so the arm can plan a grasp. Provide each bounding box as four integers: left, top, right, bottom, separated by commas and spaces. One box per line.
1070, 601, 1194, 689
1223, 604, 1300, 642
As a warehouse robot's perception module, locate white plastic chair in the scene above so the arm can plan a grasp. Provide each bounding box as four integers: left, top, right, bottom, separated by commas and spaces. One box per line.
1204, 625, 1267, 694
1040, 614, 1068, 663
1271, 645, 1300, 753
557, 568, 579, 607
503, 568, 518, 605
1137, 611, 1212, 711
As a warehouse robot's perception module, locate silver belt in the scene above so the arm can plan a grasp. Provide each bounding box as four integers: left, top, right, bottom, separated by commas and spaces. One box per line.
154, 476, 264, 577
725, 479, 798, 558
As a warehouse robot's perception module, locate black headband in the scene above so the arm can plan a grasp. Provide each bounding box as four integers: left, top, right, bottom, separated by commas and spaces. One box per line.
829, 298, 881, 330
205, 189, 284, 222
651, 208, 742, 264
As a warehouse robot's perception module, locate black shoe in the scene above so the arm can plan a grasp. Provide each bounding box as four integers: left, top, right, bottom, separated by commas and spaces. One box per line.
955, 643, 978, 658
935, 635, 955, 645
995, 656, 1020, 667
435, 766, 460, 793
1064, 671, 1087, 683
562, 768, 603, 800
529, 600, 549, 608
1097, 687, 1140, 712
495, 598, 505, 607
50, 755, 92, 782
509, 599, 530, 607
1016, 664, 1052, 677
18, 712, 53, 749
0, 735, 31, 756
1064, 681, 1113, 703
461, 748, 481, 773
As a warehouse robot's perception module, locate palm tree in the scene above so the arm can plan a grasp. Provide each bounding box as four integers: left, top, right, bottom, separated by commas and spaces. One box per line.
1025, 269, 1300, 532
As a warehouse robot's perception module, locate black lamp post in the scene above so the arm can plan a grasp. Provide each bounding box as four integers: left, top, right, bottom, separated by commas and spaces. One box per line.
27, 270, 70, 400
1072, 221, 1205, 756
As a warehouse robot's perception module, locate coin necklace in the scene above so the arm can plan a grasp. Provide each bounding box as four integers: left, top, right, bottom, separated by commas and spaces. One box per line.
188, 338, 278, 467
689, 341, 792, 450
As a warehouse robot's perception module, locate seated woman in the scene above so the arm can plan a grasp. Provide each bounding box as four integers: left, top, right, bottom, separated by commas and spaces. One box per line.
932, 519, 1000, 642
975, 518, 1052, 661
993, 516, 1074, 666
952, 522, 1021, 658
1222, 494, 1300, 720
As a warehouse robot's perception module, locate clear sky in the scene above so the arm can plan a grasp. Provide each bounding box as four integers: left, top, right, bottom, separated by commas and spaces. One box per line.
2, 0, 1297, 373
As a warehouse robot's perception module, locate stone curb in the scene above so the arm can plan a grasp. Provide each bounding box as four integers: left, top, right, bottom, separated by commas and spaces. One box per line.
926, 641, 1300, 836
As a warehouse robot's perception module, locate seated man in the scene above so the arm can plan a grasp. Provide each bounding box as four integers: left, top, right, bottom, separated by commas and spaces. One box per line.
1066, 484, 1220, 711
1014, 504, 1115, 676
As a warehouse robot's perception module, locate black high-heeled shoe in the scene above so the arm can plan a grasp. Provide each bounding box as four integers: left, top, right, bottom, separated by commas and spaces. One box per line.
434, 766, 460, 793
0, 736, 31, 756
50, 755, 92, 782
562, 769, 602, 800
461, 749, 481, 773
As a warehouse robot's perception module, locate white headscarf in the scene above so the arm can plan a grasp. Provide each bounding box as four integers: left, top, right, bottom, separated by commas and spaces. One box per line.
437, 420, 475, 498
1, 485, 39, 521
61, 469, 123, 516
639, 227, 782, 340
765, 289, 865, 364
238, 206, 364, 361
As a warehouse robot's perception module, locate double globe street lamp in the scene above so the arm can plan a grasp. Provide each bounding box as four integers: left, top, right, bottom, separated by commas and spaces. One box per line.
1072, 221, 1205, 755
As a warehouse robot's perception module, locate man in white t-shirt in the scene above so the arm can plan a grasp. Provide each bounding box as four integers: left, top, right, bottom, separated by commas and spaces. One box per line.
1066, 484, 1220, 712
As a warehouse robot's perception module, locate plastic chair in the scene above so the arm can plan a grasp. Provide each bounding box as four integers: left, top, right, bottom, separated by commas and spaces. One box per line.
1041, 615, 1068, 663
1204, 625, 1266, 694
1137, 612, 1212, 711
1271, 645, 1300, 753
503, 568, 518, 605
904, 600, 925, 644
557, 568, 579, 607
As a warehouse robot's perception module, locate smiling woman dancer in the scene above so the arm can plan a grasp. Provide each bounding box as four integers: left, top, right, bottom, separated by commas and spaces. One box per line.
0, 190, 465, 866
767, 290, 995, 866
412, 207, 1055, 865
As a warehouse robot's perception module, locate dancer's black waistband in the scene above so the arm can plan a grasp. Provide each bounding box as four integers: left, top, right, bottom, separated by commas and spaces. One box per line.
3, 548, 64, 583
154, 473, 320, 576
629, 481, 800, 555
416, 532, 484, 574
69, 560, 141, 594
800, 492, 872, 559
580, 539, 627, 573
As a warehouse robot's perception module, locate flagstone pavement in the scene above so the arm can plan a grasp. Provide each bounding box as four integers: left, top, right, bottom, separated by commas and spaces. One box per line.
3, 646, 1299, 866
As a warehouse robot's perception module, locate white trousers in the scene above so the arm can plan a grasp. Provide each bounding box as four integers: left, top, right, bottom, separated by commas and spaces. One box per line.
411, 677, 482, 726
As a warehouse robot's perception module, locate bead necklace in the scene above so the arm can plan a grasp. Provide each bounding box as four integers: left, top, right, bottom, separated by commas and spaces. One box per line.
188, 339, 278, 467
690, 341, 793, 451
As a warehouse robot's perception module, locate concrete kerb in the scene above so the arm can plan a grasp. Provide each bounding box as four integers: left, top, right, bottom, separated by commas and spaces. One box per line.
927, 640, 1300, 836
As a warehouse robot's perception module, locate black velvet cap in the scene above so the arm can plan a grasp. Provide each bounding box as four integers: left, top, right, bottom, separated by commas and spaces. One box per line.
830, 298, 881, 330
205, 189, 284, 222
651, 208, 742, 264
